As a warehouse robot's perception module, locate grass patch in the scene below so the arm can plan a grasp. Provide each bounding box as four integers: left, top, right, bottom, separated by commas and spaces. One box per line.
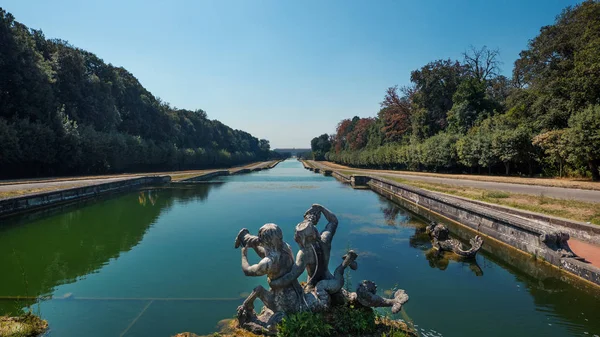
482, 191, 511, 199
385, 176, 600, 226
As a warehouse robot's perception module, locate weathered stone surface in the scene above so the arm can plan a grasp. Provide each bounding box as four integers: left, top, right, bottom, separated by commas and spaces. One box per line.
0, 176, 171, 217
426, 222, 483, 258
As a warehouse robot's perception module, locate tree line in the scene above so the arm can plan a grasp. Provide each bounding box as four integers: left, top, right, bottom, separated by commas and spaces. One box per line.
310, 1, 600, 180
0, 8, 283, 179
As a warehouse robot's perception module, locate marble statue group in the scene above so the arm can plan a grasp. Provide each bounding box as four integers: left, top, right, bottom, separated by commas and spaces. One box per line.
234, 204, 409, 335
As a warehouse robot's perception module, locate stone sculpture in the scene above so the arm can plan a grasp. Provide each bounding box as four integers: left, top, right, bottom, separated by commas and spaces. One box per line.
426, 221, 483, 258
234, 204, 409, 335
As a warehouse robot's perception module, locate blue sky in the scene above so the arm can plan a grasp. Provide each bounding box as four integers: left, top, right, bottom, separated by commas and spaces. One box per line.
3, 0, 581, 148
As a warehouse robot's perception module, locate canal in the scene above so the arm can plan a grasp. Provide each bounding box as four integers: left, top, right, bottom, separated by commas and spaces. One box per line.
1, 159, 599, 337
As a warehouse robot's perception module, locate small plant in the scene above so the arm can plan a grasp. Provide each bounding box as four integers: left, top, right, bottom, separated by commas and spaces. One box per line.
330, 304, 377, 335
277, 311, 333, 337
538, 193, 548, 205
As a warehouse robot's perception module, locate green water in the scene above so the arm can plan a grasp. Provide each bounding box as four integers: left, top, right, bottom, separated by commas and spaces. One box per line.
1, 159, 599, 337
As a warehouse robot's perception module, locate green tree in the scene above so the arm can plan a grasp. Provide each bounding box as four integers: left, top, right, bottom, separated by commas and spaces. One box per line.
564, 105, 600, 181
533, 130, 568, 177
311, 134, 332, 160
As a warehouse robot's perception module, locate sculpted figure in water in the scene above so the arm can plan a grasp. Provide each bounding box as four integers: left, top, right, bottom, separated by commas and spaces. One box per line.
426, 221, 483, 258
235, 205, 410, 335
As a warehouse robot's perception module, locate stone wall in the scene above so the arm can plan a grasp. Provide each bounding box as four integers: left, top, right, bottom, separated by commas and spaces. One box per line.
179, 171, 230, 182
364, 175, 600, 286
0, 176, 171, 218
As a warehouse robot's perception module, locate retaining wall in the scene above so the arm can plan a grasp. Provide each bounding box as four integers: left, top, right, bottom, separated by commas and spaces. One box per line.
0, 176, 171, 218
363, 175, 600, 286
447, 195, 600, 245
177, 170, 230, 182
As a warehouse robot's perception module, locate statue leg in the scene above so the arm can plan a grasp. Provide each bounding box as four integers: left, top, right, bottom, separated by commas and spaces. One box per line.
238, 285, 277, 333
241, 285, 275, 311
316, 250, 358, 295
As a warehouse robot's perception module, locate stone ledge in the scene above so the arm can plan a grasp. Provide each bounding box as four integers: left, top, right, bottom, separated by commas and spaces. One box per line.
363, 174, 600, 286
0, 176, 170, 218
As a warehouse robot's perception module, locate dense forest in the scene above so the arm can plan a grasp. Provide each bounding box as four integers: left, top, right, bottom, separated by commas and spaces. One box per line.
310, 1, 600, 181
0, 8, 283, 179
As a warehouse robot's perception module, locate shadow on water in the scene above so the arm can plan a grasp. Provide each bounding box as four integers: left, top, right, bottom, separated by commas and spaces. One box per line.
0, 183, 222, 315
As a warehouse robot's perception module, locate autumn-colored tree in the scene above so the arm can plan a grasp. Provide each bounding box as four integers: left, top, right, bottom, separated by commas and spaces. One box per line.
346, 118, 375, 151
378, 86, 413, 142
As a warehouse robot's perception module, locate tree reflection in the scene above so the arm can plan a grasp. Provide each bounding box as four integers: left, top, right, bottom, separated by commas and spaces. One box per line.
0, 183, 223, 315
378, 196, 409, 227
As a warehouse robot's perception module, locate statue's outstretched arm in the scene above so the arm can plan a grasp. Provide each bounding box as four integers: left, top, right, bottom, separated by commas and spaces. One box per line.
241, 247, 270, 277
269, 251, 307, 289
316, 205, 338, 245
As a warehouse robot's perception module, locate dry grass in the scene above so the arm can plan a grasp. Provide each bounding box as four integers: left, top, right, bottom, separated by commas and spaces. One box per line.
339, 169, 600, 225
0, 162, 269, 186
385, 176, 600, 226
0, 184, 84, 200
0, 161, 277, 199
170, 171, 214, 182
322, 161, 600, 191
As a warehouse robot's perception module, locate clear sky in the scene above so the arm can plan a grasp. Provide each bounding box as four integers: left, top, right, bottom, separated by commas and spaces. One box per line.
2, 0, 581, 148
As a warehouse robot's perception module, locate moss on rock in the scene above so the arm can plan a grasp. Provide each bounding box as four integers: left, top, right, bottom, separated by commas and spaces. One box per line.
0, 313, 48, 337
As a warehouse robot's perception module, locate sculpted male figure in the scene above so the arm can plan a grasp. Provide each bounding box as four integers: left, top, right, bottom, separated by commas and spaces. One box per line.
235, 224, 303, 332
285, 203, 342, 287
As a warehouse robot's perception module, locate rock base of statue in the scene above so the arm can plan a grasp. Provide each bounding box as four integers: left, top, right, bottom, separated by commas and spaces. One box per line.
0, 314, 48, 337
179, 311, 417, 337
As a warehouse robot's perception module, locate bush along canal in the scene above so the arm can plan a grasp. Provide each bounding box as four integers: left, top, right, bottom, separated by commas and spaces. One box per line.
1, 159, 599, 337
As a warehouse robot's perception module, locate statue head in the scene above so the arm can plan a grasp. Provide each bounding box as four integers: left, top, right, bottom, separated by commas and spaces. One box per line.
258, 223, 284, 250
294, 220, 319, 247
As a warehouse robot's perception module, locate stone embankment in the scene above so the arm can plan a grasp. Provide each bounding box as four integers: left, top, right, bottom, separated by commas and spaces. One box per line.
175, 160, 281, 183
301, 160, 600, 287
0, 160, 282, 218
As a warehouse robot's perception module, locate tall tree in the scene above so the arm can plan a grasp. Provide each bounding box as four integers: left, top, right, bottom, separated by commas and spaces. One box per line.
378, 86, 413, 142
410, 59, 465, 137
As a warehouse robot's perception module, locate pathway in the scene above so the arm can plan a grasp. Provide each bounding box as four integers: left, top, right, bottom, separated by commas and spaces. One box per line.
312, 161, 600, 203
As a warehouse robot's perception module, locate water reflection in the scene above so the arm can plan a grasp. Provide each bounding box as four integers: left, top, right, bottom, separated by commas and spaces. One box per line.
407, 221, 484, 276
373, 191, 600, 335
0, 184, 220, 315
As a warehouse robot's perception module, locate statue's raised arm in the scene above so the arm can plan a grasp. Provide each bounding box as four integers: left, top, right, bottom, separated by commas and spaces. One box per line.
310, 204, 338, 245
